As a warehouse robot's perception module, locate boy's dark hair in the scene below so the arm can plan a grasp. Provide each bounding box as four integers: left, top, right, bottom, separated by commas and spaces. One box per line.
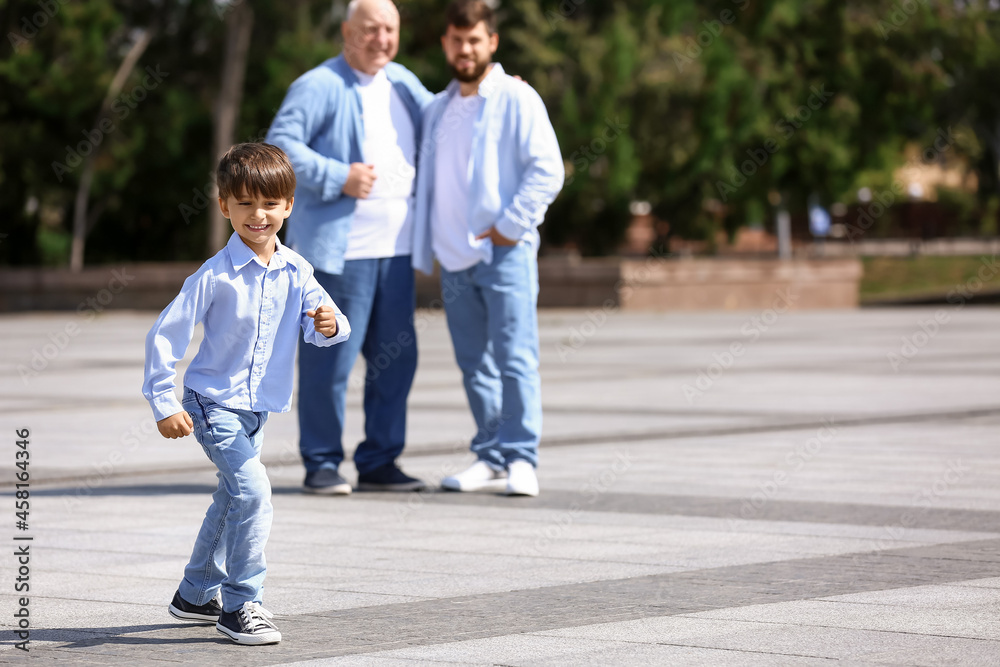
217, 143, 296, 201
445, 0, 496, 35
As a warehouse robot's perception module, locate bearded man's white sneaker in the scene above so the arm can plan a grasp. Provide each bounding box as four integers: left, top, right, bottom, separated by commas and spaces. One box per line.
441, 460, 507, 492
505, 460, 539, 497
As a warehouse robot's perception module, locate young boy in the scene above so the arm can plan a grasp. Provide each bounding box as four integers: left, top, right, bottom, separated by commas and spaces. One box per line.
142, 142, 350, 645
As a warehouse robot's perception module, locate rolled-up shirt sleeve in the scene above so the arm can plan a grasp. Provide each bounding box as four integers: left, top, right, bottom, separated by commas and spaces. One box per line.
266, 72, 352, 202
494, 86, 565, 242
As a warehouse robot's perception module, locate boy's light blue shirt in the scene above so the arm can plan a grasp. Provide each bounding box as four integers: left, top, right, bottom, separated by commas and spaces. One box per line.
412, 63, 565, 275
142, 233, 350, 422
265, 55, 433, 275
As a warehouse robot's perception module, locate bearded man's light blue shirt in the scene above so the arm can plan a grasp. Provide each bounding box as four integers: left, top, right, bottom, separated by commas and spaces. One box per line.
412, 63, 565, 274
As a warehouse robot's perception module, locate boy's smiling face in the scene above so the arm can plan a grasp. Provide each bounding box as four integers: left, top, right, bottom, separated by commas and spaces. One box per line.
219, 191, 293, 258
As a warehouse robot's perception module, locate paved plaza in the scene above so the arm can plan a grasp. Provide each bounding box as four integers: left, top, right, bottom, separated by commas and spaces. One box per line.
1, 304, 999, 665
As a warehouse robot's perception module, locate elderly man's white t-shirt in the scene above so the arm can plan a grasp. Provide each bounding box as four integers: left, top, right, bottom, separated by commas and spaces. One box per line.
343, 67, 416, 260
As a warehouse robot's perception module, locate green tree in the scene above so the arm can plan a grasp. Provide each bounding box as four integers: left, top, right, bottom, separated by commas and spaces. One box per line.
2, 0, 999, 266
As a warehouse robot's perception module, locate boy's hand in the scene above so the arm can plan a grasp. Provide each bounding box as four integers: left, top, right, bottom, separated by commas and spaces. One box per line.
308, 304, 339, 338
158, 411, 193, 439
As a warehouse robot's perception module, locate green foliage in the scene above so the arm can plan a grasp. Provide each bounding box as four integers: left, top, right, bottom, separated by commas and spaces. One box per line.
1, 0, 999, 265
935, 187, 978, 235
861, 255, 998, 301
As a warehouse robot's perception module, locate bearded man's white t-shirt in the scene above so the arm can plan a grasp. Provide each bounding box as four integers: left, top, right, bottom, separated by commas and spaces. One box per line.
430, 91, 486, 272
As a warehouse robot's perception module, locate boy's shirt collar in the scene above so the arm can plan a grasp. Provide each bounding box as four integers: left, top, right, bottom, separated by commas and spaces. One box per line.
226, 232, 289, 271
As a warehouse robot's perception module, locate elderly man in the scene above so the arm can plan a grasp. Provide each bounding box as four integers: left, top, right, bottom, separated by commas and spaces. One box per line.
267, 0, 432, 494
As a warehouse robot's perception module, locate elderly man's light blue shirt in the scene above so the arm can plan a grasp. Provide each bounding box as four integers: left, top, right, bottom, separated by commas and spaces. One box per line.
266, 55, 433, 275
142, 233, 350, 421
412, 63, 565, 275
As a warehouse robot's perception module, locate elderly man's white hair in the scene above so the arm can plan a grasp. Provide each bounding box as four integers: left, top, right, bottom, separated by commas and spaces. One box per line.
345, 0, 398, 22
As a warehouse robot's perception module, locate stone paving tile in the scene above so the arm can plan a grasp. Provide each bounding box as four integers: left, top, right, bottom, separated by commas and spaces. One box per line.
11, 536, 995, 663
26, 598, 183, 632
5, 308, 1000, 665
691, 598, 1000, 641
815, 582, 1000, 608
357, 486, 1000, 533
286, 659, 450, 666
322, 633, 841, 666
946, 577, 1000, 589
254, 587, 431, 617
537, 614, 1000, 666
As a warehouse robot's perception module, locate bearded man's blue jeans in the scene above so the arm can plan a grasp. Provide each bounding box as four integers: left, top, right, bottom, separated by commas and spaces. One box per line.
439, 242, 542, 468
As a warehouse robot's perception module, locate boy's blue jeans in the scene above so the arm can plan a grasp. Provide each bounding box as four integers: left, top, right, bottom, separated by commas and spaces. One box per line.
297, 256, 417, 475
439, 242, 542, 468
179, 387, 271, 613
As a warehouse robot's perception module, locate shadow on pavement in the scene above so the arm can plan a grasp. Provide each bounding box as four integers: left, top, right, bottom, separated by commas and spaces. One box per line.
34, 624, 228, 648
27, 484, 218, 497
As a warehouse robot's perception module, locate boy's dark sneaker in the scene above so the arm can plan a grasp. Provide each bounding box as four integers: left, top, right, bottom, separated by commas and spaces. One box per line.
357, 463, 427, 492
303, 468, 352, 495
168, 590, 222, 624
216, 601, 281, 645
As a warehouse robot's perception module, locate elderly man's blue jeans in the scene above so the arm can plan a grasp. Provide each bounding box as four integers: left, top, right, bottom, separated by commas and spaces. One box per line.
179, 388, 271, 613
297, 256, 417, 475
439, 242, 542, 468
